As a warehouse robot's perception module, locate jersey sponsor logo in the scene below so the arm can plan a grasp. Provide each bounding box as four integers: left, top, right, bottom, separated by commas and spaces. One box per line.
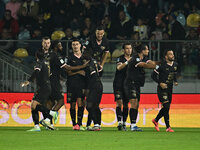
156, 65, 159, 69
136, 58, 140, 62
163, 95, 168, 100
60, 59, 64, 64
116, 94, 121, 98
101, 46, 105, 50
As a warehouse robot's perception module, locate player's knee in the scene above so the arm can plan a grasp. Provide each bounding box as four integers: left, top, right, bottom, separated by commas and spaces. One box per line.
129, 99, 137, 108
163, 102, 170, 109
116, 100, 122, 107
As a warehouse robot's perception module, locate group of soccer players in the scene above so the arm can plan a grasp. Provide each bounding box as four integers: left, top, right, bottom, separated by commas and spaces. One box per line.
22, 25, 178, 132
113, 42, 178, 132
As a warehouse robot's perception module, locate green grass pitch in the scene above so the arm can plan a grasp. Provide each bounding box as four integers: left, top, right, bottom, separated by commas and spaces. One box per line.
0, 127, 200, 150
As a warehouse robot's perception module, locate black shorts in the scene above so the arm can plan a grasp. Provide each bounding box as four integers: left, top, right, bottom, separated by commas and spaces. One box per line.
49, 79, 64, 101
157, 86, 172, 103
86, 80, 103, 104
32, 83, 51, 105
124, 80, 141, 101
67, 80, 86, 103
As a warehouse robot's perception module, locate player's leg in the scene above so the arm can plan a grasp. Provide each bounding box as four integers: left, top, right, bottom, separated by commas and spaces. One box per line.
77, 97, 85, 130
122, 101, 128, 131
116, 99, 123, 130
27, 100, 41, 131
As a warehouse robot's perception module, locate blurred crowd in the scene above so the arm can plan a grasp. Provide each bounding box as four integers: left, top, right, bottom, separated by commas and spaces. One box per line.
0, 0, 200, 65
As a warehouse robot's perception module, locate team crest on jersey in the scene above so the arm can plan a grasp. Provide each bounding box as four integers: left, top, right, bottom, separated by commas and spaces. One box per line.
136, 58, 140, 62
60, 59, 64, 64
116, 94, 120, 98
163, 95, 168, 100
101, 46, 105, 50
174, 67, 177, 70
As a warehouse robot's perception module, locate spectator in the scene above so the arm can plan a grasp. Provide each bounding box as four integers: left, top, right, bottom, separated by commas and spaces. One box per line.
0, 9, 19, 38
19, 0, 39, 20
80, 0, 96, 23
32, 13, 52, 37
133, 18, 148, 39
168, 13, 186, 40
81, 17, 95, 33
101, 15, 112, 39
18, 7, 35, 31
49, 0, 66, 30
110, 10, 133, 40
6, 0, 21, 20
0, 28, 14, 53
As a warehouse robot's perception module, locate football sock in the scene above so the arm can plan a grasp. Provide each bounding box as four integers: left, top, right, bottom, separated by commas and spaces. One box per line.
78, 106, 84, 126
116, 107, 122, 122
97, 107, 101, 125
163, 103, 170, 128
155, 108, 165, 122
123, 107, 128, 123
87, 112, 92, 127
130, 108, 138, 124
31, 109, 39, 125
70, 108, 76, 126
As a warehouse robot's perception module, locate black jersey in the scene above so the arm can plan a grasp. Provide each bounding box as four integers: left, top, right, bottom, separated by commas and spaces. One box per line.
152, 61, 178, 88
85, 58, 103, 103
67, 54, 85, 84
29, 60, 50, 88
113, 55, 128, 87
125, 54, 149, 87
50, 51, 66, 80
85, 59, 102, 82
86, 34, 109, 63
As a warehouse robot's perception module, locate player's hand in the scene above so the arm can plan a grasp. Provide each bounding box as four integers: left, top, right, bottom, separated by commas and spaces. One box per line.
83, 60, 90, 67
160, 83, 167, 89
78, 70, 85, 76
174, 82, 178, 86
21, 81, 29, 87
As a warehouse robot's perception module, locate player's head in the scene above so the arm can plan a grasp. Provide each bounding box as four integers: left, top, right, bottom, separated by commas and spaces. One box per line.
164, 49, 174, 62
71, 38, 81, 53
135, 44, 149, 56
95, 25, 105, 41
35, 51, 44, 61
52, 40, 63, 52
42, 36, 51, 52
122, 43, 132, 56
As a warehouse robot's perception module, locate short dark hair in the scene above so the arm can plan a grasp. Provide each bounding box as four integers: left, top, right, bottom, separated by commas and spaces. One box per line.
122, 42, 132, 49
96, 25, 105, 31
42, 36, 50, 41
71, 38, 81, 43
163, 49, 173, 57
135, 44, 148, 53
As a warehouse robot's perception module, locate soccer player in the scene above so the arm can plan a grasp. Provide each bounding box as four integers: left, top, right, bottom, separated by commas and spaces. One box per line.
39, 38, 88, 130
82, 51, 103, 131
113, 43, 132, 131
124, 44, 158, 131
85, 25, 110, 69
151, 50, 178, 132
21, 51, 58, 131
66, 39, 86, 130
